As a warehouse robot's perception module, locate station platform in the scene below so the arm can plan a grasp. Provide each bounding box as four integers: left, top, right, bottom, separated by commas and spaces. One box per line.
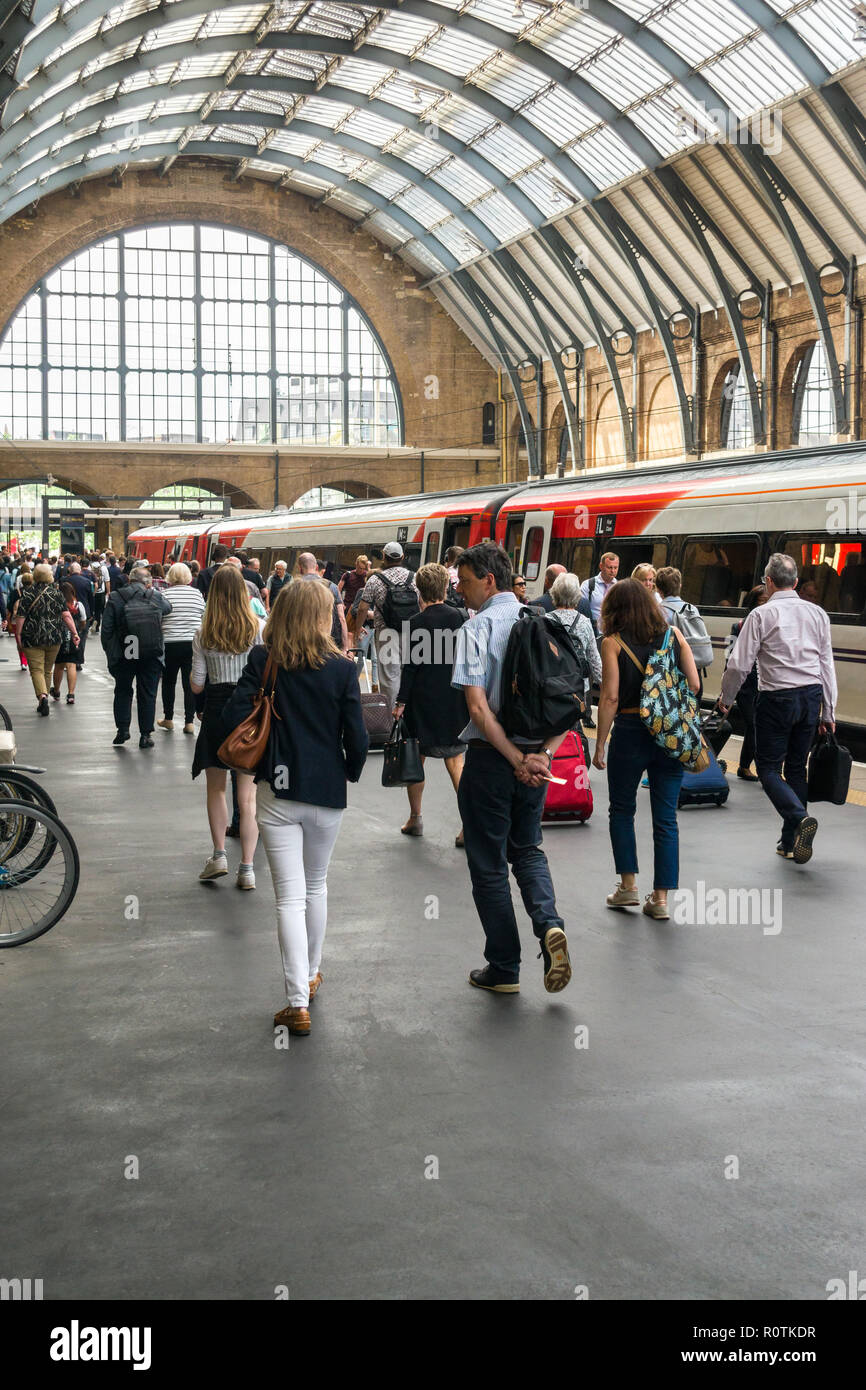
1, 639, 864, 1301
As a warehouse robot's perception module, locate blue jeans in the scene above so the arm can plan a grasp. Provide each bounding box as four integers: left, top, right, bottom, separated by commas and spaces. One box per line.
457, 743, 564, 977
607, 715, 684, 890
754, 685, 822, 848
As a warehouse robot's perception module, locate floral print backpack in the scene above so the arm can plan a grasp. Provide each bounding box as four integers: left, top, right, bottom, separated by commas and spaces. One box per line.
616, 629, 709, 772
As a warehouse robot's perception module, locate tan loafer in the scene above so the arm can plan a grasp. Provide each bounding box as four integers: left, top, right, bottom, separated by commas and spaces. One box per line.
156, 718, 173, 731
273, 1005, 311, 1035
308, 972, 323, 1002
183, 722, 196, 735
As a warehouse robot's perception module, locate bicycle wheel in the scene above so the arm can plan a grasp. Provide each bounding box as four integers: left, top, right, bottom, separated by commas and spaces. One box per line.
0, 802, 79, 946
0, 702, 11, 731
0, 770, 57, 816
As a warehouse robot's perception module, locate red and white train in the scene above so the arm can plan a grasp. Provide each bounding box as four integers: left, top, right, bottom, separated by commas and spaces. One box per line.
129, 444, 866, 738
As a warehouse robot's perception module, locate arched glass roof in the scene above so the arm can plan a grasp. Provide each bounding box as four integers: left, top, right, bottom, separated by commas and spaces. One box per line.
1, 0, 865, 439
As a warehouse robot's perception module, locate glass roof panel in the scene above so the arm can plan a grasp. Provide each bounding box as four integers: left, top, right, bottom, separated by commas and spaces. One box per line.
472, 124, 548, 178
393, 184, 452, 229
470, 191, 531, 241
564, 125, 643, 188
364, 13, 441, 55
429, 156, 492, 204
786, 5, 861, 71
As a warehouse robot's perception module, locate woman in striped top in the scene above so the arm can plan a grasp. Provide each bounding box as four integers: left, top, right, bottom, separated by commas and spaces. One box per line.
157, 563, 206, 735
190, 564, 265, 889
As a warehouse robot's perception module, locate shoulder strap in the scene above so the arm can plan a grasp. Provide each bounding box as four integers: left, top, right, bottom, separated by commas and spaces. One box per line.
614, 633, 645, 676
567, 611, 582, 636
587, 576, 596, 596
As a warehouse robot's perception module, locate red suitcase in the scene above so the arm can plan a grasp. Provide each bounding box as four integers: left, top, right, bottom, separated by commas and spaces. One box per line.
542, 730, 593, 823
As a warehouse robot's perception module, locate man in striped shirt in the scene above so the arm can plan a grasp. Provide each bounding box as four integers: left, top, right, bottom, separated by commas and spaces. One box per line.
452, 542, 572, 997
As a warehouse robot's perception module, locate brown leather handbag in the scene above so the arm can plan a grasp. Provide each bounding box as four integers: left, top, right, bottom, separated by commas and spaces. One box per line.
217, 652, 281, 774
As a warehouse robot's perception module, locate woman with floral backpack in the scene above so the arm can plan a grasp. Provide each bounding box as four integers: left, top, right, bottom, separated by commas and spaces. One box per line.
592, 579, 701, 921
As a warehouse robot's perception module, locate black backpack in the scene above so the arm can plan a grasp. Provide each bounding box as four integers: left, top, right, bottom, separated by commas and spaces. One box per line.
118, 585, 164, 659
377, 570, 419, 630
500, 609, 591, 741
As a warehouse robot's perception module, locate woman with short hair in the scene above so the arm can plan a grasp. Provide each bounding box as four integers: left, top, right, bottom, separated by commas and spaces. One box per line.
221, 578, 368, 1036
190, 564, 263, 889
158, 562, 205, 735
548, 572, 602, 723
392, 562, 468, 843
592, 579, 700, 920
632, 562, 661, 601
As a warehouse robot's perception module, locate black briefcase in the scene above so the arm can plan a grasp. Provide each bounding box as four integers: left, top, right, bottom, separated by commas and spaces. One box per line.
700, 707, 733, 757
807, 732, 852, 805
382, 718, 425, 788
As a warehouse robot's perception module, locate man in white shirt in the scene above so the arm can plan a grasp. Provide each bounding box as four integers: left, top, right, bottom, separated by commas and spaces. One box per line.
579, 552, 619, 634
719, 552, 837, 864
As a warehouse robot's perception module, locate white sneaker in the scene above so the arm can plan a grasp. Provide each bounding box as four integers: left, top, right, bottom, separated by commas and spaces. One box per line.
606, 881, 640, 908
236, 865, 256, 891
199, 855, 228, 881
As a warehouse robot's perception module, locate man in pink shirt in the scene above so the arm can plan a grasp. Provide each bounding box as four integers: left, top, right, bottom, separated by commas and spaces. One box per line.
719, 552, 837, 865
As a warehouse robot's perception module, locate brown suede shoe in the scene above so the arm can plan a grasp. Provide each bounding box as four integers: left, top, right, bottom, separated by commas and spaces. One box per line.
273, 1005, 311, 1035
308, 972, 323, 1002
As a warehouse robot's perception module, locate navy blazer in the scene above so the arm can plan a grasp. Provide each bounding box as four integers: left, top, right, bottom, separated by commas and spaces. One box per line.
221, 645, 368, 809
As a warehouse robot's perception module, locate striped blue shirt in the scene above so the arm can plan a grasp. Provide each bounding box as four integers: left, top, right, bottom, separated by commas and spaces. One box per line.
451, 591, 527, 743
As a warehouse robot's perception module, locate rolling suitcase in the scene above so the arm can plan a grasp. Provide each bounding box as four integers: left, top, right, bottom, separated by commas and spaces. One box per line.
678, 745, 729, 808
355, 650, 392, 749
542, 729, 593, 823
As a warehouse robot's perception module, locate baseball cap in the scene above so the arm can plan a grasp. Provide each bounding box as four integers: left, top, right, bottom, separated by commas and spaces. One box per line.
383, 541, 404, 559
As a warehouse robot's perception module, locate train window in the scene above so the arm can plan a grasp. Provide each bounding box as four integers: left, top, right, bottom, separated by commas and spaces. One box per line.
523, 526, 545, 581
425, 530, 441, 564
605, 539, 668, 578
548, 538, 594, 580
504, 516, 524, 570
681, 537, 758, 609
783, 535, 866, 616
405, 544, 422, 572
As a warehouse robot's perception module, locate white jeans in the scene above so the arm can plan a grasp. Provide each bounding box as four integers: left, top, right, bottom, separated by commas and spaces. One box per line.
256, 785, 344, 1006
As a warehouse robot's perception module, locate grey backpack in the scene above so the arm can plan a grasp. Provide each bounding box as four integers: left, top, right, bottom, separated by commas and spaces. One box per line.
663, 600, 714, 669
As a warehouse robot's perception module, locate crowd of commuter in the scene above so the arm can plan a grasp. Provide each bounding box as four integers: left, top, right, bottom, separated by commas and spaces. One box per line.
0, 531, 840, 1036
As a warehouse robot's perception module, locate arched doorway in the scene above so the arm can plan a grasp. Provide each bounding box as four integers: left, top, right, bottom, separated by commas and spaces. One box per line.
645, 375, 683, 461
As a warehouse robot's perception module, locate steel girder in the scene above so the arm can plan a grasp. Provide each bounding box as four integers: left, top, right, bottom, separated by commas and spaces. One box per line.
0, 139, 463, 267
655, 166, 765, 447
0, 111, 503, 263
0, 76, 547, 232
454, 270, 540, 477
495, 247, 580, 473
592, 200, 697, 456
537, 224, 636, 465
732, 144, 848, 432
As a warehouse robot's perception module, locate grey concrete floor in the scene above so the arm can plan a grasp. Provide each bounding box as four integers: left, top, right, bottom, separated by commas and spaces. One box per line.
0, 637, 864, 1301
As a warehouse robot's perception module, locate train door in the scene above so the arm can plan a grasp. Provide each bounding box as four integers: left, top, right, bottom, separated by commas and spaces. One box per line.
441, 515, 471, 555
420, 520, 442, 565
520, 512, 554, 597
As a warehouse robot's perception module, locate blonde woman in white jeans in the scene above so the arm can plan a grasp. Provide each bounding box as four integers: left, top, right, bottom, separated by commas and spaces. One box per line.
221, 580, 368, 1036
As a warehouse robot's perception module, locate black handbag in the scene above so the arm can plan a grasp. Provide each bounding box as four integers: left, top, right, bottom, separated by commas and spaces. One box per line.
807, 731, 852, 805
382, 717, 425, 787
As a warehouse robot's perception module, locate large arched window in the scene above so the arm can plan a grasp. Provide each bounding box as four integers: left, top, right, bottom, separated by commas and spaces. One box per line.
720, 365, 754, 450
0, 225, 402, 448
793, 341, 834, 445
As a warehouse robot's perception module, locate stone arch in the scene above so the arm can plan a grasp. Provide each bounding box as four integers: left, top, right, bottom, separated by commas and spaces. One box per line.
706, 356, 741, 452
139, 476, 262, 511
509, 408, 535, 478
779, 339, 817, 448
645, 374, 682, 462
547, 400, 564, 473
593, 388, 621, 468
325, 479, 389, 501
